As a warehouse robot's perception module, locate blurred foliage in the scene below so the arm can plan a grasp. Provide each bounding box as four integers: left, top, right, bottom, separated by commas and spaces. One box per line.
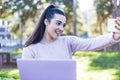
11, 48, 22, 55
0, 1, 11, 18
0, 0, 83, 39
1, 0, 118, 38
94, 0, 113, 34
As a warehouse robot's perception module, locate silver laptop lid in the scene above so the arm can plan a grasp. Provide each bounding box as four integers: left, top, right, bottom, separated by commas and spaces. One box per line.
17, 59, 76, 80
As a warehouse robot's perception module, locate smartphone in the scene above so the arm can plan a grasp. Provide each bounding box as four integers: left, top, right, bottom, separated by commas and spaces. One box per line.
107, 18, 120, 32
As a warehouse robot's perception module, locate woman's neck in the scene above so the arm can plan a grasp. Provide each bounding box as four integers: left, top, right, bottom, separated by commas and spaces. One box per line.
40, 33, 55, 44
40, 38, 54, 44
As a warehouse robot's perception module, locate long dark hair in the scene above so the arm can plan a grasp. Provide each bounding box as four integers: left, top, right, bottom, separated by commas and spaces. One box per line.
24, 5, 65, 47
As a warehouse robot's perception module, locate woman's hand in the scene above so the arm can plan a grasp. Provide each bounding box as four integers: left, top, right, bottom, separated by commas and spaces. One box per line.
113, 17, 120, 40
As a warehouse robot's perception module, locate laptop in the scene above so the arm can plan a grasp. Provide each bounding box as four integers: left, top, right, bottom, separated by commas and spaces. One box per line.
17, 59, 76, 80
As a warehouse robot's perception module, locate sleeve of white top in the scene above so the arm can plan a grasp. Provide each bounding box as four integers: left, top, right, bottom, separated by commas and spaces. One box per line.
22, 47, 34, 59
68, 33, 120, 52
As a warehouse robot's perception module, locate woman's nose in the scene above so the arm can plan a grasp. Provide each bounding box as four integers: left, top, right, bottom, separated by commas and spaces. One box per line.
59, 26, 64, 32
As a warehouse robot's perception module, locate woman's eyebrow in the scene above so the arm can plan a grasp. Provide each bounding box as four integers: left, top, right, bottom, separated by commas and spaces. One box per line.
56, 20, 66, 24
56, 20, 62, 23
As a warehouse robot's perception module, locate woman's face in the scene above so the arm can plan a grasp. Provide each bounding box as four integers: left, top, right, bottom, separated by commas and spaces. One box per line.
45, 13, 66, 40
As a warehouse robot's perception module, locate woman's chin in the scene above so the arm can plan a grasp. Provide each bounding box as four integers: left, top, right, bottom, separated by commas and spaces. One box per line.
53, 35, 59, 40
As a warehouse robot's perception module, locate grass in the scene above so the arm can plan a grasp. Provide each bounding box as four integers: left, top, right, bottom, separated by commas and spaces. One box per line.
0, 49, 21, 80
11, 48, 22, 55
74, 51, 120, 80
0, 51, 120, 80
0, 68, 20, 80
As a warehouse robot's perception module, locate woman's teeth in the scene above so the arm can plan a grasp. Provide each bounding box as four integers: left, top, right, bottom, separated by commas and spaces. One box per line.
56, 31, 60, 36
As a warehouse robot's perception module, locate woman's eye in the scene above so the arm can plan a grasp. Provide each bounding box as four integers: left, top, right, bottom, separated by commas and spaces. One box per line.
56, 22, 61, 26
63, 24, 66, 27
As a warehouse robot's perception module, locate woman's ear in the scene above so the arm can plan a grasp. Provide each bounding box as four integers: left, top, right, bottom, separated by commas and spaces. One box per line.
44, 19, 49, 26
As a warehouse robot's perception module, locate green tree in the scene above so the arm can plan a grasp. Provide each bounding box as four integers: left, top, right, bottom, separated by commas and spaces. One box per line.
1, 0, 82, 38
1, 0, 43, 38
0, 0, 11, 18
94, 0, 113, 34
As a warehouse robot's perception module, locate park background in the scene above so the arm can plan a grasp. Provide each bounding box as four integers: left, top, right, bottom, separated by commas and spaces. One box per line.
0, 0, 120, 80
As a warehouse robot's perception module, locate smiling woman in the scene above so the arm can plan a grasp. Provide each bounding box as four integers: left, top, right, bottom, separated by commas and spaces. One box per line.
44, 14, 66, 41
22, 4, 120, 60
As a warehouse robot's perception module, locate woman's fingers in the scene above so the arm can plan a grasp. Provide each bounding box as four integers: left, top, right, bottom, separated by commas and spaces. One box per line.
115, 18, 120, 31
115, 26, 120, 30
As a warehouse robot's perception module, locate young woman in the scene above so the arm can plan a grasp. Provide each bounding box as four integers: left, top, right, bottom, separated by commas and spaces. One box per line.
22, 5, 120, 59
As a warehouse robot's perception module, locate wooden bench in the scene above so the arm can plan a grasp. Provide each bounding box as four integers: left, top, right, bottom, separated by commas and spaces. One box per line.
11, 54, 21, 63
0, 52, 10, 65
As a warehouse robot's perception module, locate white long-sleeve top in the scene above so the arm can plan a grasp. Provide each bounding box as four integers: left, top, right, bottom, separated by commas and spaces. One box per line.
22, 33, 120, 59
